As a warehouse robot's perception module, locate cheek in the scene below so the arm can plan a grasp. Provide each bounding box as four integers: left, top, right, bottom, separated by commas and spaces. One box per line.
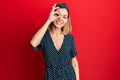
53, 21, 55, 24
64, 19, 68, 24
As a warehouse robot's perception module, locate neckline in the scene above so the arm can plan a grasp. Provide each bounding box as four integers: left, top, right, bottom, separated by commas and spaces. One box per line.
48, 31, 66, 53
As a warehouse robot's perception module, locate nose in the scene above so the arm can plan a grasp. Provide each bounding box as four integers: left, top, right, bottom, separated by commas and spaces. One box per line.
57, 15, 63, 20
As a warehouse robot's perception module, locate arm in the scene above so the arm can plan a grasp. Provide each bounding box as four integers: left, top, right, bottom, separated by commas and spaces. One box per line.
71, 57, 80, 80
30, 4, 59, 47
30, 20, 50, 47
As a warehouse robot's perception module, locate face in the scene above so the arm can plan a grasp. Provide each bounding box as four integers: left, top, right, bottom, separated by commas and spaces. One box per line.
53, 8, 69, 29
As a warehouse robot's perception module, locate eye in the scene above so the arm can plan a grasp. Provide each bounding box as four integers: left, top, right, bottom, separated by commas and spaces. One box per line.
63, 16, 68, 19
54, 13, 59, 16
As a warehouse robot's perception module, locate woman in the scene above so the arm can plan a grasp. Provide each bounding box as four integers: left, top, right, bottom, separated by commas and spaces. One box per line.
30, 3, 79, 80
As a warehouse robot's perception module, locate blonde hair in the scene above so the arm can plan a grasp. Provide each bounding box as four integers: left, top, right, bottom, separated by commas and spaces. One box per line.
48, 15, 72, 35
48, 3, 72, 35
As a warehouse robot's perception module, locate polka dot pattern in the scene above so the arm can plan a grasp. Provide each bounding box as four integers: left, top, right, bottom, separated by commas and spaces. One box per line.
32, 31, 77, 80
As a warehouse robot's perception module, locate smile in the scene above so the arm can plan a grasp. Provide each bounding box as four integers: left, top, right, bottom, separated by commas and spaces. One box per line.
56, 20, 63, 25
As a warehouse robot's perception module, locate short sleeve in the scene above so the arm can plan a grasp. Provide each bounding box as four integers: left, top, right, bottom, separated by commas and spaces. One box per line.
32, 32, 46, 51
70, 35, 78, 58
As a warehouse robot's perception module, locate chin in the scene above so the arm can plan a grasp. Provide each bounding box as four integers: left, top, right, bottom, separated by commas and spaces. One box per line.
55, 25, 64, 29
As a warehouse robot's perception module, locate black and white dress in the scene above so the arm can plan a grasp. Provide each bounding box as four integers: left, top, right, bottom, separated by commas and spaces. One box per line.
32, 31, 78, 80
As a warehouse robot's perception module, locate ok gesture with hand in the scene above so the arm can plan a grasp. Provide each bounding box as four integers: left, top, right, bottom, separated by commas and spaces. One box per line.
48, 4, 59, 23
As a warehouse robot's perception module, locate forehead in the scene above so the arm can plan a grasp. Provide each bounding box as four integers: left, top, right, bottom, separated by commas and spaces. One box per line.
56, 8, 68, 16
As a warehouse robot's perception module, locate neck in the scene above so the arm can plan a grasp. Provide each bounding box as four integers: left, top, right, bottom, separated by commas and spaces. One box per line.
51, 28, 62, 36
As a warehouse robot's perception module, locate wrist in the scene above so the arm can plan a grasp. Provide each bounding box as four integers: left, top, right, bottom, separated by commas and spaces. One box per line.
46, 19, 51, 25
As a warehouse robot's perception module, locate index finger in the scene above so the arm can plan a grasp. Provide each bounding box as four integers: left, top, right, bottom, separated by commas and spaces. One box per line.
52, 4, 56, 9
52, 4, 59, 12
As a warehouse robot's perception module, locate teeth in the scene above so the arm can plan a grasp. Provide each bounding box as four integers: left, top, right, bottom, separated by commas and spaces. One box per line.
57, 22, 62, 25
56, 21, 63, 25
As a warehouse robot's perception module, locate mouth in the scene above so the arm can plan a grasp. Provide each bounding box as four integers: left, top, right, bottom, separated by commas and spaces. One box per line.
56, 20, 63, 25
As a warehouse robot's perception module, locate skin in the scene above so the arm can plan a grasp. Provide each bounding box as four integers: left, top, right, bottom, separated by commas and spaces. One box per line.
51, 7, 80, 80
49, 8, 68, 51
30, 4, 79, 80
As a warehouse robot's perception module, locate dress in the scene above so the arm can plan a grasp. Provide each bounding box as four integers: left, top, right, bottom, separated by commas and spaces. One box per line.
32, 31, 78, 80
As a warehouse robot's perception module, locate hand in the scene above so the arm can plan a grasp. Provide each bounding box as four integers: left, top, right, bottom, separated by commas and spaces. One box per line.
48, 4, 59, 23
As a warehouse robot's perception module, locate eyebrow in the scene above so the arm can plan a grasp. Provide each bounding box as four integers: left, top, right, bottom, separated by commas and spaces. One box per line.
57, 11, 68, 17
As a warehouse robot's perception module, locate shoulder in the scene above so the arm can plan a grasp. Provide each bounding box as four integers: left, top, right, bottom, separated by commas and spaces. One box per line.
65, 34, 75, 43
40, 30, 49, 41
65, 33, 74, 39
43, 30, 49, 37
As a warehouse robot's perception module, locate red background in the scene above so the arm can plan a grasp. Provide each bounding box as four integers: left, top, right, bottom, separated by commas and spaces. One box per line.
0, 0, 120, 80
